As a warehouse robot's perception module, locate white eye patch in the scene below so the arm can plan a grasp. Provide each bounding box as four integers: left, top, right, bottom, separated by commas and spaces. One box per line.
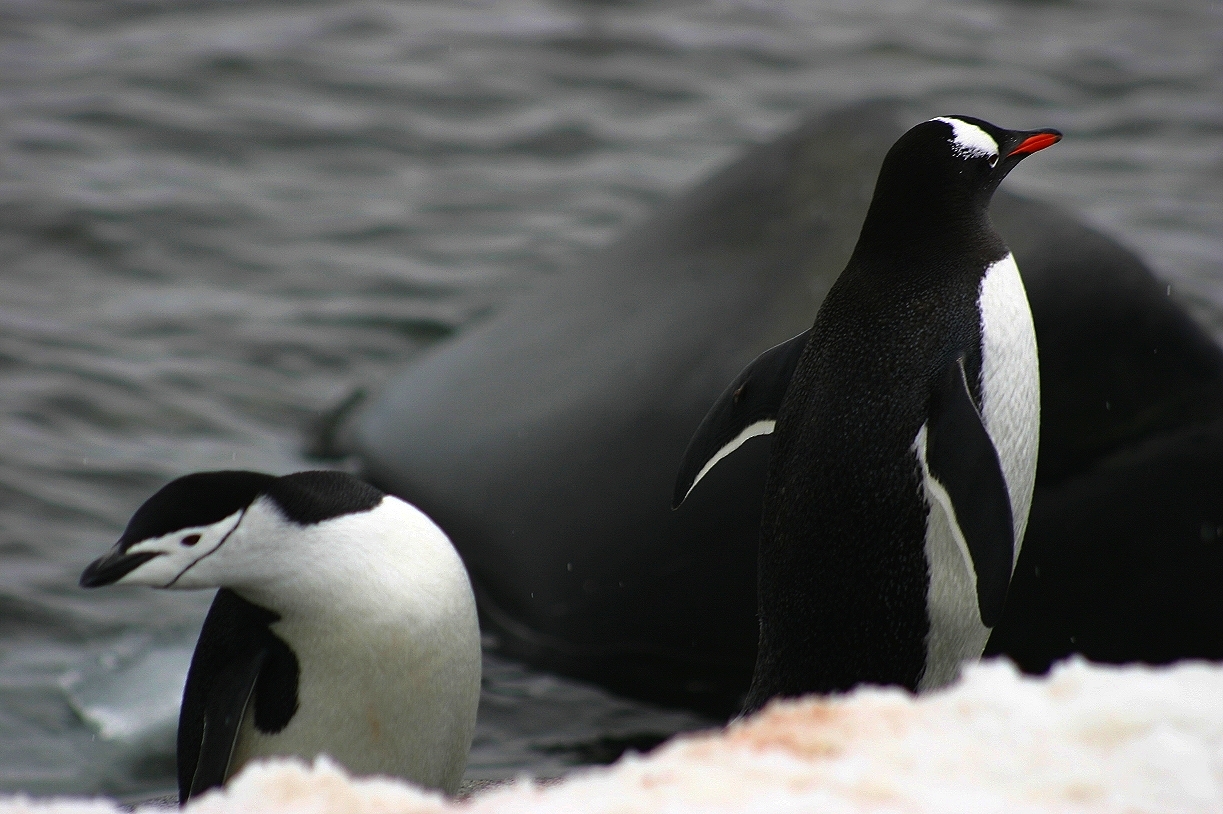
120, 509, 245, 587
933, 117, 999, 160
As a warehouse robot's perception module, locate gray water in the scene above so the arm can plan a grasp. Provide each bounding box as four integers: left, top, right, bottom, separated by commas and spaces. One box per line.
0, 0, 1219, 800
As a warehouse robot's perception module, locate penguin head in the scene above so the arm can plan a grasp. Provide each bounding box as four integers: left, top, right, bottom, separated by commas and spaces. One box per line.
928, 115, 1061, 198
859, 115, 1060, 245
79, 470, 384, 591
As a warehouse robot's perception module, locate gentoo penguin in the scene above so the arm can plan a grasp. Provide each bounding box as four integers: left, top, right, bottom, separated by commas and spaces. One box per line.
674, 116, 1060, 711
79, 470, 481, 802
342, 100, 1223, 718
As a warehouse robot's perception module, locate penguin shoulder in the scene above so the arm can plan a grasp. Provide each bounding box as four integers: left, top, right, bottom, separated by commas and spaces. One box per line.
234, 491, 477, 635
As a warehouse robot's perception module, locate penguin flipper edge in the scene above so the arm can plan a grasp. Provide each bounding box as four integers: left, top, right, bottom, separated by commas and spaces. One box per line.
179, 589, 273, 803
925, 355, 1015, 629
187, 646, 266, 800
673, 329, 811, 508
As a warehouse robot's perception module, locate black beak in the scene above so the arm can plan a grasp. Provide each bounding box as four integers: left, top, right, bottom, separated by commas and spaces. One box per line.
80, 548, 162, 588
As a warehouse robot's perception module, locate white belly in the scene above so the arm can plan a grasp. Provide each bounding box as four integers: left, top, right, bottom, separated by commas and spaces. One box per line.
229, 610, 481, 793
222, 497, 484, 794
918, 252, 1039, 691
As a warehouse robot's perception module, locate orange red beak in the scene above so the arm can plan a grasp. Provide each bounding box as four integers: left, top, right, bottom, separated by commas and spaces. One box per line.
1010, 131, 1062, 157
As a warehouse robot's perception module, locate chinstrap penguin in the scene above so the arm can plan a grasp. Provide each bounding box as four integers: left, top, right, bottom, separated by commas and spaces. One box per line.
80, 470, 481, 802
675, 116, 1059, 712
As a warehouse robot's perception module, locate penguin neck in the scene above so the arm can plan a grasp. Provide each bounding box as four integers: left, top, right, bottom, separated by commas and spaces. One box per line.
852, 186, 999, 267
227, 499, 471, 634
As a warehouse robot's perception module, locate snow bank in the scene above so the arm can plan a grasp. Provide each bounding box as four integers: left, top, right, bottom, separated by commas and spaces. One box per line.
4, 658, 1221, 813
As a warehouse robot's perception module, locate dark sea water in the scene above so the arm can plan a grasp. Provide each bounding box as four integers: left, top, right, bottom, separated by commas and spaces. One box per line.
0, 0, 1219, 800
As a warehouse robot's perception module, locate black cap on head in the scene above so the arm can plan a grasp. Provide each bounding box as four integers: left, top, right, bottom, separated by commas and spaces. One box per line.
117, 471, 277, 551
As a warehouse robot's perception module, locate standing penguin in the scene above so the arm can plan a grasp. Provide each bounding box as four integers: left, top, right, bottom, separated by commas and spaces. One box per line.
675, 116, 1059, 712
80, 470, 482, 802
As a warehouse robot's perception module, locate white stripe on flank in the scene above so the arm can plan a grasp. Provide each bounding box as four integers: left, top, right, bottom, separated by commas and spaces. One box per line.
683, 419, 775, 503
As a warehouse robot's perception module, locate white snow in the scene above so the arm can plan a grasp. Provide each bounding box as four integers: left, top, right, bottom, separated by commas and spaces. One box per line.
5, 658, 1223, 813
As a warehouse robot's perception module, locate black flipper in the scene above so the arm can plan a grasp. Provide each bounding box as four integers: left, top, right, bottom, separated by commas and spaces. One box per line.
188, 647, 265, 800
178, 589, 298, 803
925, 355, 1015, 629
673, 329, 811, 508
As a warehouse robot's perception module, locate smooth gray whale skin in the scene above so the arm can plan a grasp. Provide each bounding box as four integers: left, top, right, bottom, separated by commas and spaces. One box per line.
342, 100, 1223, 716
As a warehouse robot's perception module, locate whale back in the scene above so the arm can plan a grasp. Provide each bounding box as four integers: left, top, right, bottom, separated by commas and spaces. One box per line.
343, 101, 1223, 715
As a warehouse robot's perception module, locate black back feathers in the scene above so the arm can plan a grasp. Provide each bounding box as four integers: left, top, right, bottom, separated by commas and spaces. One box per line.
263, 471, 384, 526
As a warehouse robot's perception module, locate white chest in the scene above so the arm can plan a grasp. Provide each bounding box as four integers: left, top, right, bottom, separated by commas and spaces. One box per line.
222, 497, 483, 794
230, 608, 481, 793
976, 252, 1040, 552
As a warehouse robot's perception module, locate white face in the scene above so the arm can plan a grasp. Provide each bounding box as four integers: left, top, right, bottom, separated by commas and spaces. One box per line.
932, 116, 1000, 164
97, 496, 384, 594
105, 509, 246, 589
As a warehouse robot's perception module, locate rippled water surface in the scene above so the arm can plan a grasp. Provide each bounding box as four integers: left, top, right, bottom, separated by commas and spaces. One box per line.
0, 0, 1219, 799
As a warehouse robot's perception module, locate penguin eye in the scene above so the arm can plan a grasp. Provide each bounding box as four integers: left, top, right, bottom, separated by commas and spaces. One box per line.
987, 154, 999, 168
181, 534, 201, 547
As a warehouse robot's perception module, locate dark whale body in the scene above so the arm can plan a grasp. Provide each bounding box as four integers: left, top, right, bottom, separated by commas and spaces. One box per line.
340, 100, 1223, 716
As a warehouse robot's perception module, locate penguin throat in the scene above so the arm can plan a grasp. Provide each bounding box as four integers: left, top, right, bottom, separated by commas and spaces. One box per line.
855, 189, 995, 263
854, 216, 994, 270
